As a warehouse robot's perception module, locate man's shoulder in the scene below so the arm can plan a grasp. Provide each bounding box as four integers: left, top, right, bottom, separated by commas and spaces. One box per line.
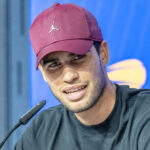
117, 84, 150, 119
118, 85, 150, 122
30, 104, 67, 129
35, 104, 65, 120
117, 84, 150, 104
41, 104, 65, 114
15, 105, 70, 149
117, 85, 150, 136
127, 86, 150, 104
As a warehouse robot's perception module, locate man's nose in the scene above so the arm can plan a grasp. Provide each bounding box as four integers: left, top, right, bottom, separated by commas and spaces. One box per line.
63, 68, 79, 84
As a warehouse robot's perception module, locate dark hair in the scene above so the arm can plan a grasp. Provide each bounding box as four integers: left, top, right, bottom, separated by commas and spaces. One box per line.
93, 41, 101, 55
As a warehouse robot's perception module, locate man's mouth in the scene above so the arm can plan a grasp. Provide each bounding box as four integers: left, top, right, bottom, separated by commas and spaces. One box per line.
62, 84, 88, 101
64, 85, 87, 94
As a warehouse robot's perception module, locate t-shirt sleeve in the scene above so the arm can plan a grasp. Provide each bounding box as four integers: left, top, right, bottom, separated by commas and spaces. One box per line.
138, 120, 150, 150
14, 113, 42, 150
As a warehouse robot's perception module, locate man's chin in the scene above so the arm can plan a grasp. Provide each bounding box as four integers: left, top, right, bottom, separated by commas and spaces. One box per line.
65, 101, 96, 113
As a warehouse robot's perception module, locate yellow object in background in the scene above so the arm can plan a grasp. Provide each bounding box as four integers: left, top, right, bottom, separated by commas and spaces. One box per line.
107, 59, 147, 88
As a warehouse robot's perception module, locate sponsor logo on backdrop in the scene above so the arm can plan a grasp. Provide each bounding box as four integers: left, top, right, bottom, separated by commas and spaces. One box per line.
107, 59, 147, 88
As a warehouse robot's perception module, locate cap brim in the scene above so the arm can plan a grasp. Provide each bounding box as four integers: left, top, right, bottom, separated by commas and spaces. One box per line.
36, 39, 93, 69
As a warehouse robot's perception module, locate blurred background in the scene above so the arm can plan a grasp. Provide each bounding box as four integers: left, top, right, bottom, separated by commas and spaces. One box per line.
0, 0, 150, 149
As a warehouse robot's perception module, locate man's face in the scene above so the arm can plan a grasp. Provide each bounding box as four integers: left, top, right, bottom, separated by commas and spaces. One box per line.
40, 44, 107, 113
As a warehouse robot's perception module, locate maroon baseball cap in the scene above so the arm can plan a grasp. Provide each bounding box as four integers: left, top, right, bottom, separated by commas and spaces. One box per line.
30, 2, 103, 69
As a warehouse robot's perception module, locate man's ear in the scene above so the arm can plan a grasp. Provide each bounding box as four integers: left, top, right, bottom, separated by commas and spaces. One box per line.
39, 64, 48, 82
99, 40, 109, 66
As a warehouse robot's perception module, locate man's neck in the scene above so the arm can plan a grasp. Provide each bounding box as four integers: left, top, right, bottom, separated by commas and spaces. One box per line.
74, 82, 117, 126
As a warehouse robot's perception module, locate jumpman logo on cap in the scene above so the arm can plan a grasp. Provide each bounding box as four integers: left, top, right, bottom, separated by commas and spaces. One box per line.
48, 21, 60, 33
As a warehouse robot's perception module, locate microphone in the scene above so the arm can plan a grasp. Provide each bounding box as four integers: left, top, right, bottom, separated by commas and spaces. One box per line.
0, 100, 46, 149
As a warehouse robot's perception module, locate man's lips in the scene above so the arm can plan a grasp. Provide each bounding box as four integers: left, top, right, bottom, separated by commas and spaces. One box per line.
62, 83, 88, 101
62, 84, 87, 94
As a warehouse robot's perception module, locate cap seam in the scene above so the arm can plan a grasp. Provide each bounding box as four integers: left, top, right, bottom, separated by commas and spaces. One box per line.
77, 7, 91, 38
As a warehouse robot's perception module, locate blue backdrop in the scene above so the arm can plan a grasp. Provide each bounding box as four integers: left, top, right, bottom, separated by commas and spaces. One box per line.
30, 0, 150, 108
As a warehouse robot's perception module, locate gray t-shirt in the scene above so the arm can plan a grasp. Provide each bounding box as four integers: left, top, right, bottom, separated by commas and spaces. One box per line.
15, 84, 150, 150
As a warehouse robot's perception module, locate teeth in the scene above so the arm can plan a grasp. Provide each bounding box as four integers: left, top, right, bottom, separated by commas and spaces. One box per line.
65, 86, 85, 94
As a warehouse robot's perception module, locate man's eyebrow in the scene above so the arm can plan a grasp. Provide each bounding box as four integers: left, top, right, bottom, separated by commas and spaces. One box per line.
68, 53, 76, 57
43, 58, 58, 65
68, 53, 85, 57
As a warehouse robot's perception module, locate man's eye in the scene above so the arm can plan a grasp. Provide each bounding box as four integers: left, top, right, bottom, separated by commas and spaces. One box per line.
73, 55, 85, 61
47, 62, 60, 68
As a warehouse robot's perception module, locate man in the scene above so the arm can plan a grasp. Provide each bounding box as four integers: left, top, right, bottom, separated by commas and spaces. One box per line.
15, 2, 150, 150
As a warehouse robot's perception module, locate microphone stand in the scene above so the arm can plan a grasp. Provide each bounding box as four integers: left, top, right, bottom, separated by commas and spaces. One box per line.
0, 100, 46, 149
0, 122, 21, 149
